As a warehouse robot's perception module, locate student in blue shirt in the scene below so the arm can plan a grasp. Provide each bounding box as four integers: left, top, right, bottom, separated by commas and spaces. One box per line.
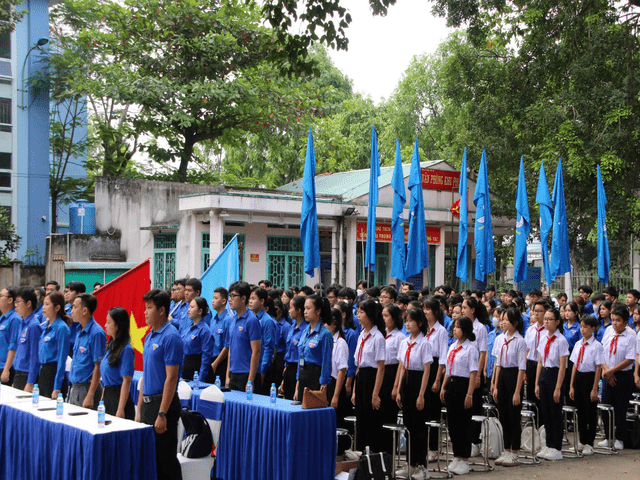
596, 300, 613, 342
12, 288, 41, 392
136, 289, 183, 480
295, 294, 333, 401
101, 306, 136, 419
181, 296, 214, 381
337, 301, 358, 398
225, 281, 261, 392
273, 299, 291, 390
206, 287, 232, 385
38, 292, 71, 399
0, 286, 20, 386
168, 278, 188, 332
250, 287, 277, 394
64, 280, 86, 355
33, 287, 45, 324
279, 295, 307, 400
184, 278, 211, 328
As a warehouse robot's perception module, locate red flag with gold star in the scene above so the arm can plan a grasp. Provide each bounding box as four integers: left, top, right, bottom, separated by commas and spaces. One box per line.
92, 259, 151, 371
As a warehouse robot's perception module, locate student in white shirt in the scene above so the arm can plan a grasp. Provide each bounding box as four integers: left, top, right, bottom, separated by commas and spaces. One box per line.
439, 316, 479, 476
492, 308, 527, 467
524, 300, 551, 426
568, 315, 604, 456
392, 307, 432, 478
599, 305, 636, 450
535, 308, 570, 461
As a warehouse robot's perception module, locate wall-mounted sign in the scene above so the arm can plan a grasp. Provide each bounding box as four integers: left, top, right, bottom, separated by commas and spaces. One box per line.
250, 254, 259, 262
421, 169, 460, 192
356, 222, 441, 244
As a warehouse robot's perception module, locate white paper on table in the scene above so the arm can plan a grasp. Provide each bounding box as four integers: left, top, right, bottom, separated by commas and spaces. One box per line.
335, 472, 350, 480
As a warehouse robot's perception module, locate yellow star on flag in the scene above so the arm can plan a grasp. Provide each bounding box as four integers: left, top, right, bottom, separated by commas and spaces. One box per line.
130, 312, 150, 354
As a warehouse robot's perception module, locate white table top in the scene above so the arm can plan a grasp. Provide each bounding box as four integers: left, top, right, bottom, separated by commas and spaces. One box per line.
0, 385, 55, 405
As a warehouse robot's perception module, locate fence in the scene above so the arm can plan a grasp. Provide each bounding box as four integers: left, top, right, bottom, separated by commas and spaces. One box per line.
550, 271, 634, 297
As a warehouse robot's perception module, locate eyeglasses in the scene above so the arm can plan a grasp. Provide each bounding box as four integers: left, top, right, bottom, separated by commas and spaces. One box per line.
14, 299, 24, 305
229, 293, 241, 299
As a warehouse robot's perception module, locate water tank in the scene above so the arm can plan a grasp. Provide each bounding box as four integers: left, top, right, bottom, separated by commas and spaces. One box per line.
69, 199, 96, 234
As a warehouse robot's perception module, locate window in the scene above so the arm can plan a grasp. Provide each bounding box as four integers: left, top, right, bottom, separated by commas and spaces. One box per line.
0, 98, 10, 132
0, 172, 9, 188
0, 152, 10, 169
153, 233, 176, 290
267, 236, 305, 289
0, 32, 9, 60
201, 232, 245, 279
356, 242, 390, 287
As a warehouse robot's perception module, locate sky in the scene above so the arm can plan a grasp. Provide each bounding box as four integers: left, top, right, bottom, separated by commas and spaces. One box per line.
327, 0, 452, 104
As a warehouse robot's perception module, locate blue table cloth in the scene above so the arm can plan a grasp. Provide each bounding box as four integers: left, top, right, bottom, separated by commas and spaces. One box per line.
130, 370, 144, 405
217, 391, 337, 480
0, 402, 156, 480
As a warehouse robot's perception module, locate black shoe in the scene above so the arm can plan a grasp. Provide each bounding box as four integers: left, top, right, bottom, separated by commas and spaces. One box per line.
567, 424, 574, 433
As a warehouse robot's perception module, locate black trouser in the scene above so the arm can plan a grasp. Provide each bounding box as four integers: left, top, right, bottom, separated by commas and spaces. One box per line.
12, 370, 30, 390
563, 358, 575, 406
601, 369, 634, 443
297, 362, 321, 401
1, 366, 14, 386
228, 372, 249, 392
426, 357, 441, 451
141, 393, 182, 480
103, 384, 135, 420
539, 367, 564, 450
402, 370, 428, 466
327, 376, 350, 454
526, 359, 543, 427
38, 362, 58, 399
205, 355, 227, 385
282, 362, 298, 400
445, 376, 473, 458
355, 367, 383, 453
497, 367, 522, 450
182, 354, 201, 382
260, 361, 277, 395
471, 371, 485, 444
573, 371, 598, 446
273, 352, 286, 389
380, 363, 399, 455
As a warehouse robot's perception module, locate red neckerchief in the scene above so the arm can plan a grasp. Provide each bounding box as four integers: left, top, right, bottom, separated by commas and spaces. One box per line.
575, 340, 588, 370
610, 333, 621, 356
447, 345, 463, 374
534, 325, 545, 351
426, 327, 435, 340
543, 334, 557, 365
404, 339, 417, 369
357, 333, 371, 366
500, 336, 515, 366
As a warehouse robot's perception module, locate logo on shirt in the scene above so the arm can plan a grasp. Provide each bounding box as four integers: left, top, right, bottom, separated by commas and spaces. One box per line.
191, 335, 196, 340
79, 347, 86, 353
152, 343, 159, 350
309, 341, 317, 348
44, 336, 51, 342
294, 340, 298, 345
238, 327, 243, 332
0, 325, 4, 331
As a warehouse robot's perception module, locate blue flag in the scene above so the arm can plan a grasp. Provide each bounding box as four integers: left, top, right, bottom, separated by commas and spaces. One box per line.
597, 165, 610, 285
365, 126, 381, 273
536, 161, 553, 285
473, 150, 495, 281
301, 127, 320, 277
550, 159, 571, 278
405, 139, 428, 278
514, 157, 530, 283
456, 148, 468, 282
201, 234, 239, 314
390, 140, 406, 281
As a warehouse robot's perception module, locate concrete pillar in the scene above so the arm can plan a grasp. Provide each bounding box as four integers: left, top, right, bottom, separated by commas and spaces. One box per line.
331, 222, 338, 285
208, 210, 224, 266
435, 226, 445, 286
338, 219, 344, 286
188, 213, 199, 277
564, 272, 572, 297
11, 259, 22, 286
345, 218, 357, 288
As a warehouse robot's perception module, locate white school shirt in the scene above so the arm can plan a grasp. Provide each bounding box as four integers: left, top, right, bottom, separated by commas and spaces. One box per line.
425, 322, 448, 361
602, 327, 636, 371
472, 319, 488, 353
354, 325, 386, 368
331, 333, 349, 380
569, 336, 604, 373
445, 339, 479, 378
384, 328, 406, 365
491, 332, 504, 358
637, 330, 640, 356
525, 324, 546, 362
397, 333, 433, 371
495, 331, 527, 370
536, 330, 570, 368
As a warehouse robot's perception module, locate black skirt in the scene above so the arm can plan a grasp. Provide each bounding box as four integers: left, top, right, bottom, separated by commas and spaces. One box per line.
103, 384, 135, 420
182, 353, 202, 382
38, 362, 57, 399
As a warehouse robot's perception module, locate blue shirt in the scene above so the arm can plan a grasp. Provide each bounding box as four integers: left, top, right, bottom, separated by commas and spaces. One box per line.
521, 313, 530, 334
100, 344, 135, 387
296, 321, 333, 385
596, 321, 611, 343
443, 314, 453, 332
256, 309, 277, 374
585, 300, 594, 316
170, 302, 190, 336
486, 329, 500, 379
69, 318, 107, 383
563, 320, 582, 352
0, 309, 20, 367
276, 317, 292, 354
33, 304, 43, 324
39, 317, 71, 391
69, 321, 81, 351
283, 320, 308, 364
344, 327, 358, 377
228, 309, 262, 374
181, 320, 214, 379
142, 320, 184, 396
13, 313, 41, 384
210, 309, 233, 357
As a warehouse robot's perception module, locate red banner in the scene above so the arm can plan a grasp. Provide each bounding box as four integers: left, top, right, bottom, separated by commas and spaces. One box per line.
93, 259, 151, 371
450, 199, 461, 218
421, 169, 460, 191
357, 222, 441, 244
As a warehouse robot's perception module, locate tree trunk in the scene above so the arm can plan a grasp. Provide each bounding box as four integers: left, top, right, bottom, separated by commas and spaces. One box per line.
178, 131, 195, 182
51, 191, 58, 234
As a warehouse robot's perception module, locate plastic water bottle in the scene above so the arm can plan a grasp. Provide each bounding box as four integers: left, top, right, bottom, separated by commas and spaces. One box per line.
246, 380, 253, 401
598, 379, 603, 402
215, 376, 221, 389
56, 393, 64, 419
97, 400, 106, 428
193, 371, 199, 391
32, 384, 39, 408
270, 383, 277, 406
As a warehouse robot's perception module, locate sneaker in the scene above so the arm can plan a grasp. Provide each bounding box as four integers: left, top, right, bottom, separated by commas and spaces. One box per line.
450, 460, 470, 475
427, 451, 439, 463
597, 439, 610, 448
411, 465, 430, 479
494, 452, 508, 465
577, 442, 584, 452
614, 440, 624, 451
544, 448, 563, 461
502, 452, 519, 467
470, 443, 480, 457
582, 444, 594, 456
537, 446, 550, 458
448, 458, 460, 471
396, 464, 412, 477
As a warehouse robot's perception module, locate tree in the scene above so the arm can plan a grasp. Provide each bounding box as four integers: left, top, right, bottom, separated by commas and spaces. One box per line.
0, 0, 27, 36
0, 208, 20, 264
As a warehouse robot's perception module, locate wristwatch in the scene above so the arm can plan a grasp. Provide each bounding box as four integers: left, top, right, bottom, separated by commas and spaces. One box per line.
158, 411, 167, 418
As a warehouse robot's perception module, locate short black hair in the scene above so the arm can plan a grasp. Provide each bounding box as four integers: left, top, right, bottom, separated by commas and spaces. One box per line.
396, 293, 410, 306
380, 286, 397, 300
76, 293, 98, 315
402, 282, 414, 290
591, 293, 606, 303
485, 285, 496, 293
65, 281, 86, 293
258, 279, 273, 288
628, 289, 640, 301
580, 315, 599, 329
185, 278, 202, 294
338, 287, 356, 301
578, 285, 593, 295
603, 286, 619, 299
455, 316, 476, 342
366, 286, 381, 298
326, 286, 340, 297
46, 280, 60, 291
419, 285, 431, 297
16, 287, 37, 311
229, 281, 251, 305
611, 303, 630, 323
529, 288, 542, 297
193, 296, 209, 317
142, 289, 171, 316
251, 287, 268, 302
213, 286, 228, 301
3, 286, 17, 301
300, 286, 314, 296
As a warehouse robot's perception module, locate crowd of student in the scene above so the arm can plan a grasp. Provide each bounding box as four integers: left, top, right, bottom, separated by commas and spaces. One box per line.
2, 277, 640, 480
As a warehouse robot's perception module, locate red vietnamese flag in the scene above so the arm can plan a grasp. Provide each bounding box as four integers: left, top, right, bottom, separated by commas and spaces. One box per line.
93, 259, 151, 371
450, 199, 461, 218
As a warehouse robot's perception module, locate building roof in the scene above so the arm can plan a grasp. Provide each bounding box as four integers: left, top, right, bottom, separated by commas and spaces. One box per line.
277, 160, 444, 201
